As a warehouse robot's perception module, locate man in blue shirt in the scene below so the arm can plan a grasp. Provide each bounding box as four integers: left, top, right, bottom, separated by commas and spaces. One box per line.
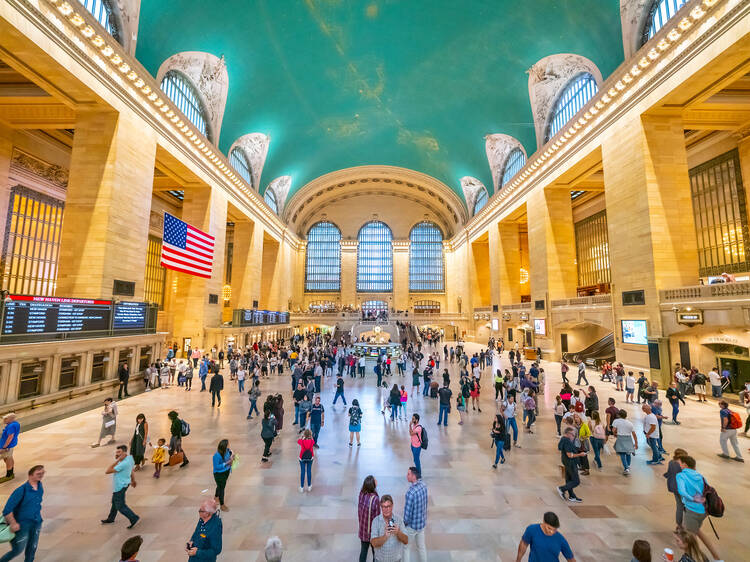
0, 414, 21, 483
0, 464, 44, 562
101, 445, 139, 529
516, 511, 576, 562
403, 466, 427, 562
187, 499, 222, 561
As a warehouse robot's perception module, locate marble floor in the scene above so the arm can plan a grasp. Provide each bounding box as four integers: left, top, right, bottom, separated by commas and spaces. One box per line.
1, 342, 748, 561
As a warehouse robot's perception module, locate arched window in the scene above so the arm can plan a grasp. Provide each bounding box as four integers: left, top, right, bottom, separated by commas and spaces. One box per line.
160, 70, 209, 138
545, 73, 598, 142
305, 222, 341, 292
473, 188, 489, 215
264, 190, 278, 213
501, 148, 526, 187
409, 222, 444, 292
642, 0, 688, 44
78, 0, 121, 43
229, 148, 253, 187
357, 221, 393, 292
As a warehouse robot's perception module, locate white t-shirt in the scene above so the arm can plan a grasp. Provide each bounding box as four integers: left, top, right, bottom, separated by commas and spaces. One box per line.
237, 369, 245, 381
643, 413, 660, 439
503, 401, 516, 418
625, 375, 635, 389
612, 418, 634, 437
709, 370, 721, 386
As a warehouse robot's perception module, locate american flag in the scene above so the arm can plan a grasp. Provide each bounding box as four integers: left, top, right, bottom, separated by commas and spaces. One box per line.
160, 212, 215, 278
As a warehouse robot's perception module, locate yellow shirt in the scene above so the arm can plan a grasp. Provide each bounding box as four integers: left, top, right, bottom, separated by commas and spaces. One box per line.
152, 445, 167, 464
578, 423, 591, 440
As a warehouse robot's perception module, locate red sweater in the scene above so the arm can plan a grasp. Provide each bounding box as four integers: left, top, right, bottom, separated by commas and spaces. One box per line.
298, 438, 315, 460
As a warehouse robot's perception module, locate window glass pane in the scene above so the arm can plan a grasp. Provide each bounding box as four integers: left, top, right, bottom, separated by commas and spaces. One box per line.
689, 149, 749, 276
409, 222, 444, 292
229, 148, 253, 186
160, 71, 208, 137
575, 210, 611, 288
546, 73, 598, 142
264, 190, 278, 213
473, 189, 488, 215
144, 235, 166, 308
501, 149, 526, 187
305, 222, 341, 292
78, 0, 121, 43
1, 187, 63, 296
643, 0, 688, 43
19, 362, 43, 399
91, 353, 107, 383
357, 221, 393, 292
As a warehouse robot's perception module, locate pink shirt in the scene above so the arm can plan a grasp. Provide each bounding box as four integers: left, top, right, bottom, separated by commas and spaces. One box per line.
410, 424, 422, 447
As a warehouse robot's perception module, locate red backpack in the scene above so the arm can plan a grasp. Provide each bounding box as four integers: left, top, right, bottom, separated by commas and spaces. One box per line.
574, 401, 584, 413
728, 411, 743, 430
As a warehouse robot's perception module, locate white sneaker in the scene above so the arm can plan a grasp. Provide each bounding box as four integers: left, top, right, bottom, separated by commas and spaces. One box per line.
299, 486, 304, 493
307, 485, 312, 492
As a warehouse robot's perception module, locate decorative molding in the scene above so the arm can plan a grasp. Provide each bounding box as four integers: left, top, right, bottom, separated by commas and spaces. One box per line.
484, 134, 526, 193
266, 175, 292, 214
229, 133, 270, 190
621, 0, 656, 59
10, 149, 69, 189
157, 51, 229, 144
527, 54, 603, 149
459, 176, 486, 214
112, 0, 141, 56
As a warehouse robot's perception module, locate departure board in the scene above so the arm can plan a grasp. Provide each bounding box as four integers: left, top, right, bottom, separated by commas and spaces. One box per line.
113, 301, 148, 330
236, 309, 289, 327
2, 296, 111, 336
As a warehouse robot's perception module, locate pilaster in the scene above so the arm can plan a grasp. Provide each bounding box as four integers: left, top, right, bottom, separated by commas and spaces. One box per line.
231, 220, 263, 309
340, 240, 357, 307
393, 241, 410, 311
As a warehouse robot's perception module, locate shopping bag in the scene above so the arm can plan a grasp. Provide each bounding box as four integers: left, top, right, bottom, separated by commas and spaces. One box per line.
0, 516, 15, 543
168, 451, 184, 466
231, 455, 240, 471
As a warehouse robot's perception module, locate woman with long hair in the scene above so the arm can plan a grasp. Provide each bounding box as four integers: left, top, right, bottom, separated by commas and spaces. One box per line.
588, 410, 606, 470
348, 399, 363, 446
297, 429, 315, 492
672, 527, 709, 562
491, 414, 507, 468
130, 413, 148, 470
389, 384, 401, 421
357, 475, 381, 562
213, 439, 234, 511
261, 407, 276, 462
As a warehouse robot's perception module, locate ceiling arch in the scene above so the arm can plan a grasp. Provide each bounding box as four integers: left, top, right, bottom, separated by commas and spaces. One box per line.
284, 165, 467, 239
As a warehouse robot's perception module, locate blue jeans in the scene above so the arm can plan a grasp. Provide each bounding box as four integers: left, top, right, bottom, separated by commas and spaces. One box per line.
333, 390, 346, 404
294, 404, 300, 424
422, 384, 429, 396
0, 520, 41, 562
248, 399, 259, 418
506, 418, 518, 444
618, 452, 632, 470
438, 404, 449, 426
299, 459, 312, 487
590, 437, 603, 468
647, 437, 662, 463
238, 379, 245, 392
390, 404, 398, 420
200, 375, 206, 390
671, 402, 679, 422
712, 384, 722, 397
311, 422, 321, 444
411, 445, 422, 475
493, 440, 505, 464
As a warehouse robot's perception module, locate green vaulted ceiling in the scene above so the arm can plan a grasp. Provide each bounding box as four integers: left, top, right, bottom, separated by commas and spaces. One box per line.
135, 0, 624, 202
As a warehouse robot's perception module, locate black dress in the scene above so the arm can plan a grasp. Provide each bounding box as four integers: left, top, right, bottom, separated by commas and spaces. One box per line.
130, 422, 146, 465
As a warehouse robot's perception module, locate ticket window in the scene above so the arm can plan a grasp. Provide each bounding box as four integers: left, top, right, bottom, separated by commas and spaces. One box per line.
18, 361, 44, 399
91, 353, 107, 383
59, 356, 80, 390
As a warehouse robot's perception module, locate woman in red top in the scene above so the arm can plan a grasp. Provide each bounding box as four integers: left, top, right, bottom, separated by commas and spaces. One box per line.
357, 475, 381, 562
297, 429, 315, 492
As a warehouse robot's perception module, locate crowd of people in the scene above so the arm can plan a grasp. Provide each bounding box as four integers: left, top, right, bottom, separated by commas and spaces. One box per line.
0, 330, 744, 561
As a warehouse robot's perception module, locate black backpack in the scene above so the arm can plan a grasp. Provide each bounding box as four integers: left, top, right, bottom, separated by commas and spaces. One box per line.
180, 419, 190, 437
419, 425, 428, 450
703, 479, 724, 518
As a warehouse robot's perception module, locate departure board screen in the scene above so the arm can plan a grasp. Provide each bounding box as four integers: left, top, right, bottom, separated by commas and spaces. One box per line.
113, 302, 148, 330
2, 296, 112, 336
236, 309, 289, 327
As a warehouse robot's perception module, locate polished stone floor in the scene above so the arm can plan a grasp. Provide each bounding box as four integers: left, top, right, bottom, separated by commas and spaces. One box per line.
1, 342, 748, 561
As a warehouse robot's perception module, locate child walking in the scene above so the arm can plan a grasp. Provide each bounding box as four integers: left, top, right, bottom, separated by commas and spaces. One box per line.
151, 437, 169, 478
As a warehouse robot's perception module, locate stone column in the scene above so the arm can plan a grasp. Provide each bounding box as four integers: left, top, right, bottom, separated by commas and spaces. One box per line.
602, 114, 698, 381
260, 235, 280, 309
57, 109, 156, 299
171, 186, 228, 350
392, 241, 410, 311
231, 220, 263, 310
526, 188, 577, 358
497, 222, 522, 304
340, 240, 357, 308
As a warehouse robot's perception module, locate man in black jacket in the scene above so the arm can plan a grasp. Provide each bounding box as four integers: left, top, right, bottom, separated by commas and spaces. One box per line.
118, 363, 130, 399
209, 371, 224, 407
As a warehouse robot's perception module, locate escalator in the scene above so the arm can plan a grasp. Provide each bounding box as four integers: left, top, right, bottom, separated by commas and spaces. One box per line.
562, 333, 615, 368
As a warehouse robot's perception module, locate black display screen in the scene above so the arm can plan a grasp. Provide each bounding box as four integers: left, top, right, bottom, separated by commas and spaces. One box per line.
113, 301, 148, 330
237, 309, 289, 327
2, 296, 112, 336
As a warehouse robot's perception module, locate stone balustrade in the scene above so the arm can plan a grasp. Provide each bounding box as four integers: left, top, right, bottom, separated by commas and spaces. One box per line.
660, 281, 750, 302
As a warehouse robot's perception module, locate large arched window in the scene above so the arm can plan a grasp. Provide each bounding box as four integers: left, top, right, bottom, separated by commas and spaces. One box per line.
229, 148, 253, 187
642, 0, 688, 44
545, 73, 598, 142
357, 221, 393, 292
78, 0, 121, 43
473, 188, 489, 215
501, 148, 526, 187
305, 222, 341, 292
409, 222, 444, 292
264, 190, 278, 213
160, 70, 209, 138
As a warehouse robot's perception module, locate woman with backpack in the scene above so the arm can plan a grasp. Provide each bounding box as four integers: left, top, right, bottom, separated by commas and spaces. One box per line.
260, 407, 277, 463
456, 393, 467, 425
470, 377, 482, 412
675, 455, 721, 561
297, 429, 315, 492
389, 384, 401, 421
349, 399, 363, 447
491, 414, 507, 468
167, 410, 189, 468
409, 413, 424, 475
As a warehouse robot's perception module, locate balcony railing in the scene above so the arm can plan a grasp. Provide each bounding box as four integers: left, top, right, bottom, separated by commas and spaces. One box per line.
502, 302, 531, 311
550, 295, 612, 308
660, 281, 750, 302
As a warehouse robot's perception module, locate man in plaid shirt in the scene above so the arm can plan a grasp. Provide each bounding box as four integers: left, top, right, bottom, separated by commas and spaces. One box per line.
402, 467, 427, 562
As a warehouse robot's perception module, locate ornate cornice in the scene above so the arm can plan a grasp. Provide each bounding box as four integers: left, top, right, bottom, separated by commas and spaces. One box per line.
11, 149, 68, 188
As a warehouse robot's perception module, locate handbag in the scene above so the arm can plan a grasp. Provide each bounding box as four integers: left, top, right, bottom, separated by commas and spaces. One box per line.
0, 516, 15, 544
231, 455, 240, 470
168, 451, 184, 466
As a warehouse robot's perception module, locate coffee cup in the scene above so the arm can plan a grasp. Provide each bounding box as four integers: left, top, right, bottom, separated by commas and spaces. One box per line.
664, 548, 674, 561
